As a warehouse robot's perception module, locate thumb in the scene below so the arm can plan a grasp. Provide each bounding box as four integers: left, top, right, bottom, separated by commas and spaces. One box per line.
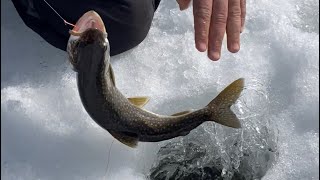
176, 0, 191, 10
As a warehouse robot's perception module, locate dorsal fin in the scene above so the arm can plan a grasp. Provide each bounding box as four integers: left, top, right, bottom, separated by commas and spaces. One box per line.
128, 97, 150, 108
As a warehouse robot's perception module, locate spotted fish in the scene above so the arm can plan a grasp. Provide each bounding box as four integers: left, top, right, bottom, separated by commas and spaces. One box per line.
67, 11, 245, 148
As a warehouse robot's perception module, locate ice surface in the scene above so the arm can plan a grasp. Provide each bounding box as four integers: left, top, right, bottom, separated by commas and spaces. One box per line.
1, 0, 319, 179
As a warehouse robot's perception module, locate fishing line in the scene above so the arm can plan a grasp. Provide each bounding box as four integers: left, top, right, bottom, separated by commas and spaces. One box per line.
105, 139, 115, 179
42, 0, 76, 28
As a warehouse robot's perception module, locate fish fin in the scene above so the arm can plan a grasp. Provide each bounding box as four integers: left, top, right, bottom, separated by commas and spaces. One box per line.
108, 130, 138, 148
128, 97, 150, 108
207, 78, 244, 128
109, 65, 116, 86
171, 110, 193, 116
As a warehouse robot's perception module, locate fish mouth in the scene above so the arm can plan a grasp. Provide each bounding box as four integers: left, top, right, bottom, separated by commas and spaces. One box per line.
70, 10, 106, 36
67, 10, 108, 72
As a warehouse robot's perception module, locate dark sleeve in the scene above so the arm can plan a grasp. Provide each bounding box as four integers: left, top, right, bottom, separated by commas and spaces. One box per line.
11, 0, 161, 56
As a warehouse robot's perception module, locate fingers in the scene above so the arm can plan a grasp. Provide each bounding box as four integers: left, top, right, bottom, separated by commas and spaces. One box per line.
240, 0, 246, 32
176, 0, 192, 10
192, 0, 244, 60
208, 0, 228, 61
226, 0, 241, 53
193, 0, 213, 52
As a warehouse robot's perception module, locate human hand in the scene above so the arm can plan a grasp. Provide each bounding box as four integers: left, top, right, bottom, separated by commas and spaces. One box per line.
176, 0, 246, 61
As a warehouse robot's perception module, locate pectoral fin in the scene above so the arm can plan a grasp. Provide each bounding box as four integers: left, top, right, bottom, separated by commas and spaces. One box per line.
128, 97, 150, 108
109, 130, 138, 148
171, 110, 193, 116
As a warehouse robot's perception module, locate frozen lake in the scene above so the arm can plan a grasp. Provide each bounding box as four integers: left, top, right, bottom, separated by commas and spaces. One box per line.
1, 0, 319, 179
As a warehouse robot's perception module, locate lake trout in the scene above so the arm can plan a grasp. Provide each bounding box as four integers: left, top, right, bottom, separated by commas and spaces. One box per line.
67, 11, 244, 148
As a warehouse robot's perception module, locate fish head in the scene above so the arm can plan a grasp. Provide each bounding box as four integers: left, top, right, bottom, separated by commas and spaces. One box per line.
67, 10, 110, 72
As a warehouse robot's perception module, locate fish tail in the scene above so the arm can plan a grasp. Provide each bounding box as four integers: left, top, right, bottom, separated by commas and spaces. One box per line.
206, 78, 244, 128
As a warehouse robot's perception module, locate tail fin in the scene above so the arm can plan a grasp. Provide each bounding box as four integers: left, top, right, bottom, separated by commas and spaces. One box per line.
206, 78, 244, 128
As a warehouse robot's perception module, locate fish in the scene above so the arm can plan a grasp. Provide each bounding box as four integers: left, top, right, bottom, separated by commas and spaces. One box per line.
67, 11, 245, 148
